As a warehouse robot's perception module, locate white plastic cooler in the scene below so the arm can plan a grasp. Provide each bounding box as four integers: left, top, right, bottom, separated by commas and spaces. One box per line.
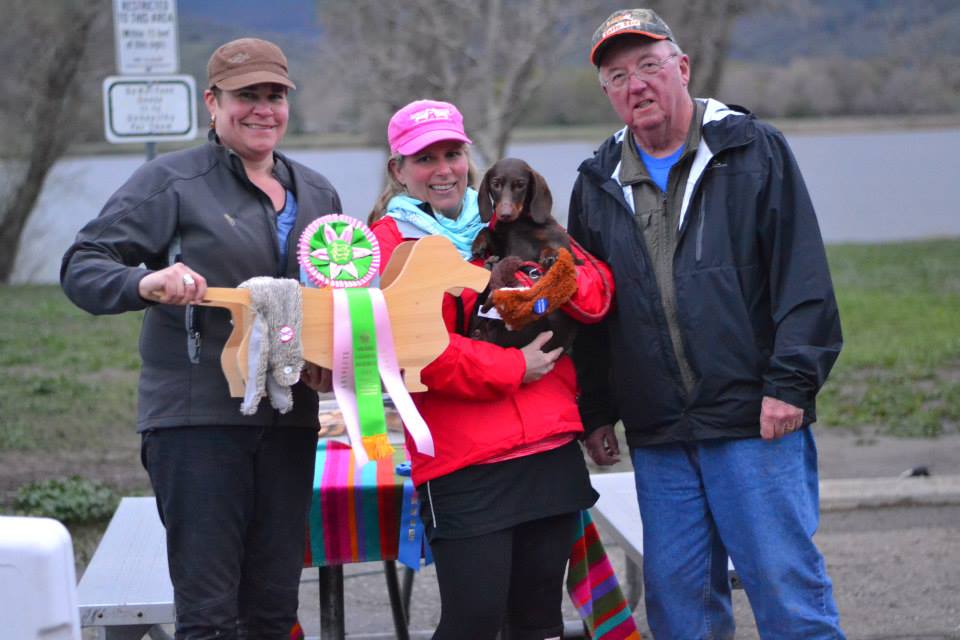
0, 516, 81, 640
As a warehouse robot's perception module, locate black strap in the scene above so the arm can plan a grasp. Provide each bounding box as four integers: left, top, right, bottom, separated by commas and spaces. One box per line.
454, 295, 466, 337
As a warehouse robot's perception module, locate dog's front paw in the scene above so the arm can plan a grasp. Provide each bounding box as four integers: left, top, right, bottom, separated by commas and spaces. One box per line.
483, 255, 501, 271
489, 256, 523, 289
540, 252, 558, 271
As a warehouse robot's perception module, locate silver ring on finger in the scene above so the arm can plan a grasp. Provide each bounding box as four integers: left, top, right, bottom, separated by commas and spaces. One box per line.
182, 274, 196, 286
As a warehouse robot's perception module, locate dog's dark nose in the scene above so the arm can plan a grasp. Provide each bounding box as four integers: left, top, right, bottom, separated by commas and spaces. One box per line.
496, 202, 520, 221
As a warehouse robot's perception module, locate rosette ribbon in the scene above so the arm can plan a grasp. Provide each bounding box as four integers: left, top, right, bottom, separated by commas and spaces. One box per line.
300, 215, 433, 466
298, 214, 380, 288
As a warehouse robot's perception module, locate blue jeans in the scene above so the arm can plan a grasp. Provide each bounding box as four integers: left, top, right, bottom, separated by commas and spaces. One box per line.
630, 428, 845, 639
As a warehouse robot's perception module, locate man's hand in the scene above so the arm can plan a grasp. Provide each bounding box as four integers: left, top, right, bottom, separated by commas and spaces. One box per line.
301, 364, 332, 393
584, 424, 621, 465
760, 396, 804, 440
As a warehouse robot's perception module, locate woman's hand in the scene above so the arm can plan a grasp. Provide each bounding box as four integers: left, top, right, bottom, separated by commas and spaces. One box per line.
520, 331, 563, 384
138, 262, 207, 305
301, 363, 333, 393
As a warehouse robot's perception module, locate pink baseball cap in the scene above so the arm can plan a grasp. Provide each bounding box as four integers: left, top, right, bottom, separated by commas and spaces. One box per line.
388, 99, 472, 156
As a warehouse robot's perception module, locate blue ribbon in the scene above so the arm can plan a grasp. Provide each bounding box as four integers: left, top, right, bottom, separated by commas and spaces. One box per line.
396, 478, 433, 570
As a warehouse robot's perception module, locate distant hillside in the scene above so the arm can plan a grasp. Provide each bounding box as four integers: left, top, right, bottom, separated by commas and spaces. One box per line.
178, 0, 960, 65
179, 0, 319, 36
123, 0, 960, 135
730, 0, 960, 62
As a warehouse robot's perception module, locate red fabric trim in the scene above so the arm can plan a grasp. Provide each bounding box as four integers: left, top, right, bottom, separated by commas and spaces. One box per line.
562, 238, 614, 323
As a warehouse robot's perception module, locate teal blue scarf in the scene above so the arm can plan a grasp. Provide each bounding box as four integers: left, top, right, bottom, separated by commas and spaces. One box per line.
385, 189, 484, 259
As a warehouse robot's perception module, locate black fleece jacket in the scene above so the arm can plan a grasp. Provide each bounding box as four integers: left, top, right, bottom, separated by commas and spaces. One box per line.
61, 137, 342, 431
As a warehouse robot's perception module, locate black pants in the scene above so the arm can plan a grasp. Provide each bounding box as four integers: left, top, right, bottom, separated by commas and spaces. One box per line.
429, 512, 578, 640
141, 425, 318, 640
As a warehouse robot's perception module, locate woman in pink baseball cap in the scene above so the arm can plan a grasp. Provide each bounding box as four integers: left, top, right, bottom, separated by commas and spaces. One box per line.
368, 101, 611, 640
369, 99, 482, 259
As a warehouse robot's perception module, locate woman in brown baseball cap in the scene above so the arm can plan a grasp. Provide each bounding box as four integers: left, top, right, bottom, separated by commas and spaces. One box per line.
62, 37, 341, 639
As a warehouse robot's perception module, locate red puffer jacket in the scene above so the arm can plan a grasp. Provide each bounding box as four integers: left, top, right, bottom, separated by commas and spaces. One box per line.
370, 216, 614, 485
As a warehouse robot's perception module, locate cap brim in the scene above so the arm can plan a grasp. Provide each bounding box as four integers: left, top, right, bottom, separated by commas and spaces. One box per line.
214, 70, 296, 91
392, 129, 472, 156
590, 30, 669, 66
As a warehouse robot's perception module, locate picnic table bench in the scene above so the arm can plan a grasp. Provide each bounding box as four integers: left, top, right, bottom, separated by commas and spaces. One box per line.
76, 497, 173, 640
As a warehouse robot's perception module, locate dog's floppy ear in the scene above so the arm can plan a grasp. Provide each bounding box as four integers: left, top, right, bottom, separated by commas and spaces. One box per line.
477, 168, 494, 222
526, 167, 553, 224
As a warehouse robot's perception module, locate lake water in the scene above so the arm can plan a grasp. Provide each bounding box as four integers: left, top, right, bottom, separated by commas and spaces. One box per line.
11, 127, 960, 283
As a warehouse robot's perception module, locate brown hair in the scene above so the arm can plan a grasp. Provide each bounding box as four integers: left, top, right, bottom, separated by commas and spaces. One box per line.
367, 146, 479, 224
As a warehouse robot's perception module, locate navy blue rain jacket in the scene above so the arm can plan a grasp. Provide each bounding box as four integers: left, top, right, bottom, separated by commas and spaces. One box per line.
568, 99, 842, 447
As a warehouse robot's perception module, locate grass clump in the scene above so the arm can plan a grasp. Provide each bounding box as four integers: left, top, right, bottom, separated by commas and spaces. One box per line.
13, 476, 118, 525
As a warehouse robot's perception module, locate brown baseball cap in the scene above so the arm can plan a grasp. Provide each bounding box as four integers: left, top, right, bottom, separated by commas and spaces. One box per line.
207, 37, 296, 91
590, 8, 675, 66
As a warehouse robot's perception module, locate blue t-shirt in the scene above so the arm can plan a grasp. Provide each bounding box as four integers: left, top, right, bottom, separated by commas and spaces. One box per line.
638, 143, 685, 193
276, 189, 297, 274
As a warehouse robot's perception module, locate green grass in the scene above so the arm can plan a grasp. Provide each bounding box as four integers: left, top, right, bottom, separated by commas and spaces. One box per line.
819, 239, 960, 436
0, 285, 142, 451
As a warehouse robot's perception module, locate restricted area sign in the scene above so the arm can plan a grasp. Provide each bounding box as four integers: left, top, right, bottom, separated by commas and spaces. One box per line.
113, 0, 179, 74
102, 75, 197, 144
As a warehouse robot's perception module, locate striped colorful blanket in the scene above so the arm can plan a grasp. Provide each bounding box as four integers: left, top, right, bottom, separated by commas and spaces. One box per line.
567, 510, 643, 639
305, 440, 407, 566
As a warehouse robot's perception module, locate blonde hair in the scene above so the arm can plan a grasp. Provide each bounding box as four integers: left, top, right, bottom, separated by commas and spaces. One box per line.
367, 145, 479, 224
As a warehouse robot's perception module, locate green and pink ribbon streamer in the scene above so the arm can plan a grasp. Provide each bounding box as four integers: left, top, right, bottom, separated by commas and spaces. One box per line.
300, 214, 433, 466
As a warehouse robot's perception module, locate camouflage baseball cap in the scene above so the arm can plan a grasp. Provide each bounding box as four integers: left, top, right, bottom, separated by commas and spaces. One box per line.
590, 8, 675, 66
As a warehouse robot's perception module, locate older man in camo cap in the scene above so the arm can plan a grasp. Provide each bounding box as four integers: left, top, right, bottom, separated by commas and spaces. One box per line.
567, 9, 846, 638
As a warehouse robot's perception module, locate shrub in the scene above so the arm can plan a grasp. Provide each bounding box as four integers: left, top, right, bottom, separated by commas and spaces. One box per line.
13, 476, 118, 524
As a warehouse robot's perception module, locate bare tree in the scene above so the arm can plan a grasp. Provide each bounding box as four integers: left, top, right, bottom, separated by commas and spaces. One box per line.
317, 0, 600, 167
641, 0, 750, 99
0, 1, 105, 283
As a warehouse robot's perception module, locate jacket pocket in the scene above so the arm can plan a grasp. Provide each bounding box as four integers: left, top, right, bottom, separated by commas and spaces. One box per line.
676, 265, 765, 389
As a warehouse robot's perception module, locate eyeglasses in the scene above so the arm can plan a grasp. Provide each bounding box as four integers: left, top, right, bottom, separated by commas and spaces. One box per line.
601, 53, 678, 90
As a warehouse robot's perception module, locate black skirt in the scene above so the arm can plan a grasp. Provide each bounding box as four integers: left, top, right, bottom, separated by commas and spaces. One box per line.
418, 440, 598, 541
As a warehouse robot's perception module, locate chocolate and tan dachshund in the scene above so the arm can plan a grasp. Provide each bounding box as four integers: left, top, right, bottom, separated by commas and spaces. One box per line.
472, 157, 574, 268
468, 158, 580, 352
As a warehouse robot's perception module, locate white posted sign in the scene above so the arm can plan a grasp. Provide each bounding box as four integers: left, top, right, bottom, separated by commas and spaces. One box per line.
113, 0, 179, 74
102, 75, 197, 143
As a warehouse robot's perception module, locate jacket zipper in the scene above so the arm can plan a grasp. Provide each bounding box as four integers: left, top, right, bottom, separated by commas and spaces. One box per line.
696, 195, 706, 263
